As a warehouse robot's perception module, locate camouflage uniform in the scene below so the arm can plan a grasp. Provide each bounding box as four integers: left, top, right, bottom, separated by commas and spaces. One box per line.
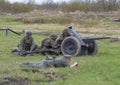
21, 56, 71, 68
39, 34, 60, 54
19, 37, 37, 51
18, 31, 37, 52
12, 31, 37, 56
56, 28, 71, 49
40, 38, 57, 50
59, 28, 70, 40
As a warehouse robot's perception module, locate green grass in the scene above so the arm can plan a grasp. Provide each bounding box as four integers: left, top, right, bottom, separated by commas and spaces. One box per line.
0, 31, 120, 85
0, 15, 22, 25
0, 14, 120, 85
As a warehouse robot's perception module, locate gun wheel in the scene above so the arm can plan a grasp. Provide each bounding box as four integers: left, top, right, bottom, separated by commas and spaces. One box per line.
84, 39, 98, 55
61, 37, 81, 56
89, 40, 98, 55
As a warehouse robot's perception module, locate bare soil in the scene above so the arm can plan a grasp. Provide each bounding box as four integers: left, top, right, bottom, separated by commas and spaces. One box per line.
0, 69, 66, 85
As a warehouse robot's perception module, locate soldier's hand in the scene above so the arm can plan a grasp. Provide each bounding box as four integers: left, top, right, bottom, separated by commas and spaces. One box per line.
74, 62, 78, 66
70, 62, 79, 67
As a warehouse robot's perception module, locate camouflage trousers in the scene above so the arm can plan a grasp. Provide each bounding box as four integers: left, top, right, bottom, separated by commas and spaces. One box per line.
18, 44, 38, 51
12, 44, 38, 56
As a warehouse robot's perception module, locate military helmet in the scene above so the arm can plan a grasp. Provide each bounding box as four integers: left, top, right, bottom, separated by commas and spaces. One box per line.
63, 28, 68, 33
50, 34, 57, 38
26, 31, 32, 35
63, 28, 70, 36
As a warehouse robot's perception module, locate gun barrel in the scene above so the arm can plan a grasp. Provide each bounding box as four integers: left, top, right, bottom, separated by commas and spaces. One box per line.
84, 37, 111, 40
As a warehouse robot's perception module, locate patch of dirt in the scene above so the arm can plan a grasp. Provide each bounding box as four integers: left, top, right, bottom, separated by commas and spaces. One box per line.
21, 68, 66, 82
21, 68, 40, 73
44, 72, 66, 82
0, 77, 30, 85
0, 72, 66, 85
0, 69, 66, 85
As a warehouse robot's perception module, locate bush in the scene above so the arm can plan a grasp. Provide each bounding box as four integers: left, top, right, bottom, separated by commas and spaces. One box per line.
0, 0, 37, 13
0, 0, 120, 13
60, 1, 86, 12
21, 16, 74, 24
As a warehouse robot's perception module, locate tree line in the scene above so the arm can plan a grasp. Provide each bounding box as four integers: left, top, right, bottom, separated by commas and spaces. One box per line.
0, 0, 120, 13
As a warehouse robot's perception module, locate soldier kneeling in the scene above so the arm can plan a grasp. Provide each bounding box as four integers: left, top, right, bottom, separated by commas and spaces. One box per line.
12, 31, 38, 56
37, 34, 60, 55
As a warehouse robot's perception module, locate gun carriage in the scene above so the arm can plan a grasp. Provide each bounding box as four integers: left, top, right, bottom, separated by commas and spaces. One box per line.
61, 26, 110, 56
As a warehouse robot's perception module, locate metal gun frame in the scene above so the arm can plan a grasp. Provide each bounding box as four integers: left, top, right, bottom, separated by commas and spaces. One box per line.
61, 26, 110, 56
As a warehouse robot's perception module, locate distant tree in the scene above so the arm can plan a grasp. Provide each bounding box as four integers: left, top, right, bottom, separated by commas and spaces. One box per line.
107, 0, 118, 11
0, 0, 11, 12
98, 0, 107, 11
28, 0, 35, 4
40, 0, 58, 10
44, 0, 54, 4
82, 0, 92, 12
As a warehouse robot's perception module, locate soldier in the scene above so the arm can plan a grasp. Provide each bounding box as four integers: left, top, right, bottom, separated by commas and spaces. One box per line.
56, 28, 71, 49
21, 55, 78, 68
12, 31, 38, 56
18, 31, 37, 52
38, 34, 60, 55
59, 28, 70, 41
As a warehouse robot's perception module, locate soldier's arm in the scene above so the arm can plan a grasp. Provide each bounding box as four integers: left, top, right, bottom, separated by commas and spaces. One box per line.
19, 38, 24, 51
60, 34, 63, 38
51, 41, 58, 49
43, 39, 52, 48
30, 38, 36, 51
48, 39, 58, 49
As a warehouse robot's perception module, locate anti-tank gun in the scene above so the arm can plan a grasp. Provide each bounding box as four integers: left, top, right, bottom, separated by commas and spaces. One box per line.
61, 26, 111, 56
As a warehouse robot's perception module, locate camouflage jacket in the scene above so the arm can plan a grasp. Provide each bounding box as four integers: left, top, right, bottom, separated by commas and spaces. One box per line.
19, 37, 35, 51
41, 38, 57, 49
56, 34, 70, 48
59, 33, 70, 41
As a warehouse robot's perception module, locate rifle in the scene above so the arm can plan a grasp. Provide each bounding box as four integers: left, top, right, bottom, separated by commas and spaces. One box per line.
19, 49, 59, 56
0, 28, 21, 36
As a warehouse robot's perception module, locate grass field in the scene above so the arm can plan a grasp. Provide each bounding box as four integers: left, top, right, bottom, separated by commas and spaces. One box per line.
0, 15, 120, 85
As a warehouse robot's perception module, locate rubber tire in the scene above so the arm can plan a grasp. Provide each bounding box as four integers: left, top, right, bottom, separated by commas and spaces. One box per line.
61, 37, 81, 56
89, 40, 98, 55
83, 39, 98, 55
